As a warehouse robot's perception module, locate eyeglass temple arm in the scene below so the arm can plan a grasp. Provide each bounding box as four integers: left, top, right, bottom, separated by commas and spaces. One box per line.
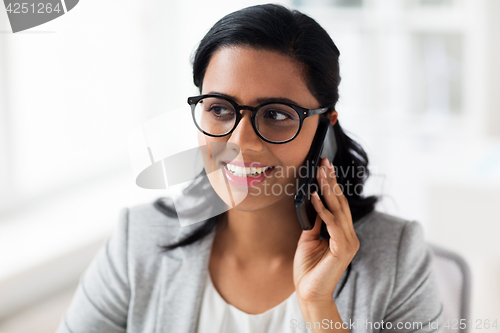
308, 107, 330, 116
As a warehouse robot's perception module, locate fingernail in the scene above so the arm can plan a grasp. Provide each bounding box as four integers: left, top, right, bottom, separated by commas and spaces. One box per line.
321, 167, 327, 178
312, 191, 320, 200
329, 163, 336, 178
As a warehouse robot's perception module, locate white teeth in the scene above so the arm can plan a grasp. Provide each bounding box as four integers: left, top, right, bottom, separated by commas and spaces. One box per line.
225, 163, 272, 177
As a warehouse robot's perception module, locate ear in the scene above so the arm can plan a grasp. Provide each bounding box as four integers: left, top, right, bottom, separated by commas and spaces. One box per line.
326, 110, 338, 126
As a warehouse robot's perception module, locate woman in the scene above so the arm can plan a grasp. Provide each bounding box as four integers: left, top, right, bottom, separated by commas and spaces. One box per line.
57, 4, 443, 333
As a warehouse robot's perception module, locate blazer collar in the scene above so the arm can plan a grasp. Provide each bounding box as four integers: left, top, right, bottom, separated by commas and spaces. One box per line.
155, 224, 216, 333
155, 223, 357, 332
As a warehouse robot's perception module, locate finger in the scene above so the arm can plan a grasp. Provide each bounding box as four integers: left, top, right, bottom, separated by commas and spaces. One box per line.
317, 159, 356, 239
325, 158, 347, 207
310, 191, 358, 262
316, 159, 344, 219
316, 160, 359, 256
310, 190, 344, 242
328, 163, 350, 213
326, 165, 357, 239
298, 211, 323, 243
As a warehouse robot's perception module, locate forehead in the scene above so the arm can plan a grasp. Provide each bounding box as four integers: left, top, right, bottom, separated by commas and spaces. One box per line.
202, 46, 317, 107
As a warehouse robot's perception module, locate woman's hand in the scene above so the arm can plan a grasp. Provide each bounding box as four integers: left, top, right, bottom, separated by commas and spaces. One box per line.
293, 157, 360, 308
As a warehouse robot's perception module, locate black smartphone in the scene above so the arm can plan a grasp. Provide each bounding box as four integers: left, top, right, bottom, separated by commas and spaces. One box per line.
294, 114, 337, 230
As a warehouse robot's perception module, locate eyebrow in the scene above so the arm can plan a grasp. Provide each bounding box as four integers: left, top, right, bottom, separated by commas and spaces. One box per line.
206, 91, 300, 106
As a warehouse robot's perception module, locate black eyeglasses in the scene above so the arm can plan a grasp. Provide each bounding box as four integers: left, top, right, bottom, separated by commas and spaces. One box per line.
187, 94, 329, 144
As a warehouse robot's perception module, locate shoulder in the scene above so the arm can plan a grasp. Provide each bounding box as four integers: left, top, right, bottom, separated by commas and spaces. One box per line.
350, 212, 443, 325
116, 199, 202, 261
127, 199, 181, 231
352, 210, 432, 283
125, 200, 180, 234
354, 210, 426, 252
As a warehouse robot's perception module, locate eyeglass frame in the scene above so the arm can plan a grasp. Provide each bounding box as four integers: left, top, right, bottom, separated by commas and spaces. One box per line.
187, 94, 330, 144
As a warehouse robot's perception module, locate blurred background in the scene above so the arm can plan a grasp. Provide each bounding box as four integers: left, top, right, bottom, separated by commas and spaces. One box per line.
0, 0, 499, 332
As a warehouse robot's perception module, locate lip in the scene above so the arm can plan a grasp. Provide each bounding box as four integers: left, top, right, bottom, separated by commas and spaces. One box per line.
221, 162, 274, 187
222, 159, 273, 168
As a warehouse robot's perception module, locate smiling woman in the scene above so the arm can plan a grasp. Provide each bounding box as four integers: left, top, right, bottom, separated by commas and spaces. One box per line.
195, 47, 331, 208
56, 3, 443, 333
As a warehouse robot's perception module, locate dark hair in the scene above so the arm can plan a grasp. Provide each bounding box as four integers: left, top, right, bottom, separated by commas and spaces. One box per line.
156, 3, 380, 251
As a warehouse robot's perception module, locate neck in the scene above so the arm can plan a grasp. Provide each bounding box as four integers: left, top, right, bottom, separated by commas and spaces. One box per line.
213, 195, 304, 265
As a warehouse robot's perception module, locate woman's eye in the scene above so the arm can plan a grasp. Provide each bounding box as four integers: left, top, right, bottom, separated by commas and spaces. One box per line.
209, 105, 233, 116
264, 110, 290, 121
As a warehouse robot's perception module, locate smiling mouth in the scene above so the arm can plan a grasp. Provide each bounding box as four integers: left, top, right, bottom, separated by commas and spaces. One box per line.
222, 162, 275, 177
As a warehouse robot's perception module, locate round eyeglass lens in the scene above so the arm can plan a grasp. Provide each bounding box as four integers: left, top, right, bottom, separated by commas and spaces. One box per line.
193, 97, 237, 136
255, 104, 300, 143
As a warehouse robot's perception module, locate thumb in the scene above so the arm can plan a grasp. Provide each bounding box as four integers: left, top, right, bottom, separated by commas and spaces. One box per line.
298, 213, 322, 243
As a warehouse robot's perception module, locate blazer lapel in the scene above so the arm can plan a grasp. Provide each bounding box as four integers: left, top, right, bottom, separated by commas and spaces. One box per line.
154, 222, 358, 332
155, 224, 217, 333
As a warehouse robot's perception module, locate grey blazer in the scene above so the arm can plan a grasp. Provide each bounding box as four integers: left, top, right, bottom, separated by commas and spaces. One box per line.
56, 202, 443, 333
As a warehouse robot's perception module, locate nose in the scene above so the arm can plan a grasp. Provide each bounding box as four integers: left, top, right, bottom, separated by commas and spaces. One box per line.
227, 109, 263, 152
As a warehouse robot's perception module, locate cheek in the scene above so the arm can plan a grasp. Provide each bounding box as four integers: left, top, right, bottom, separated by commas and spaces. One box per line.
274, 123, 317, 177
197, 132, 220, 174
197, 131, 202, 143
293, 119, 319, 165
197, 132, 211, 169
197, 131, 208, 147
294, 137, 313, 166
197, 132, 235, 206
273, 141, 312, 181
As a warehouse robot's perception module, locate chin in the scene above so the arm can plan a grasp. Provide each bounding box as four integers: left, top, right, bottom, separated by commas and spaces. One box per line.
225, 194, 281, 212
